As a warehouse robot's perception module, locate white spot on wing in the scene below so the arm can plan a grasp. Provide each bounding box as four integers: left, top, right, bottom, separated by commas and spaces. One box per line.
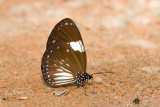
66, 49, 69, 52
60, 66, 71, 72
70, 40, 84, 52
55, 81, 74, 86
54, 76, 73, 80
59, 62, 63, 64
54, 79, 75, 83
52, 40, 56, 44
57, 69, 63, 71
54, 72, 72, 76
65, 22, 68, 25
70, 23, 73, 25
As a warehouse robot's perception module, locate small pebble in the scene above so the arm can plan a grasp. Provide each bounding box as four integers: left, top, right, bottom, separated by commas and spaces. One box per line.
0, 61, 4, 67
133, 98, 140, 104
126, 104, 133, 107
18, 97, 28, 100
104, 83, 111, 87
2, 98, 8, 100
94, 77, 102, 84
54, 89, 66, 96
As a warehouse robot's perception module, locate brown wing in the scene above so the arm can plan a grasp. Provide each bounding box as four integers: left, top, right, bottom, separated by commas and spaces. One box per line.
41, 18, 86, 87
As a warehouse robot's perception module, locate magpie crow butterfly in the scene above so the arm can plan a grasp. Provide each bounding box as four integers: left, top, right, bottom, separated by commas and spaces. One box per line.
41, 18, 94, 93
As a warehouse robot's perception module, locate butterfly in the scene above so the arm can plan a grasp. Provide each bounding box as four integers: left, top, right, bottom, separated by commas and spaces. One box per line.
41, 18, 111, 95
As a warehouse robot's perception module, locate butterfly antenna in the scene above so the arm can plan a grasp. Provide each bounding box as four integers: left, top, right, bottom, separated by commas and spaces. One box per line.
91, 71, 114, 76
92, 79, 95, 94
84, 82, 88, 96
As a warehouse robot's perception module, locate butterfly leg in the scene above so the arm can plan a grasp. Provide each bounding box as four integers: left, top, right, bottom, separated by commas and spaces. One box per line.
92, 79, 95, 94
65, 85, 73, 95
84, 82, 88, 96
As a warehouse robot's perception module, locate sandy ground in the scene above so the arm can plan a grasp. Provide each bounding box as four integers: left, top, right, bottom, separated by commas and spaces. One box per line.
0, 0, 160, 106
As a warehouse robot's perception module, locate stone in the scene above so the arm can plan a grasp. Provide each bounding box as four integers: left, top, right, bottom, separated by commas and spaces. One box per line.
18, 97, 28, 100
94, 77, 102, 84
104, 83, 111, 87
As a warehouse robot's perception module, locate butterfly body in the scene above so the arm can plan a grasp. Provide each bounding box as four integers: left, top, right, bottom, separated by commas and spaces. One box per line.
76, 72, 93, 86
41, 18, 92, 88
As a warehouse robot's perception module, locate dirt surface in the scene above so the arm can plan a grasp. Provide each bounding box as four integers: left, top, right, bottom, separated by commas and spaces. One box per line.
0, 0, 160, 106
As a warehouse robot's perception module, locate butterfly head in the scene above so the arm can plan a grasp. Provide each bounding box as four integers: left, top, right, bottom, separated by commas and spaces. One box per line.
88, 74, 93, 80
